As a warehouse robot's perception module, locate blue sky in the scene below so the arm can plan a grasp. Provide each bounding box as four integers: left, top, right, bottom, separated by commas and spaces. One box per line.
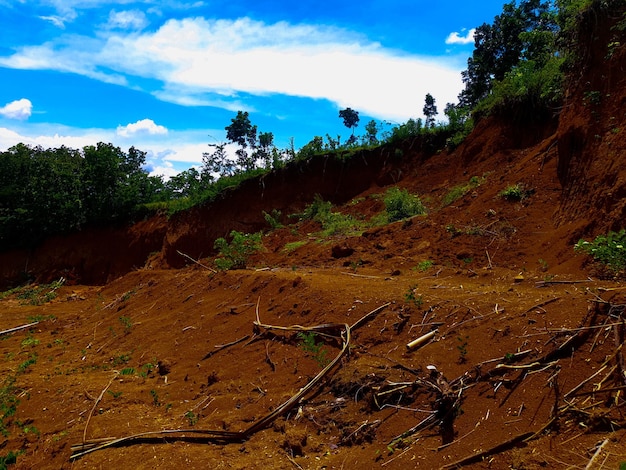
0, 0, 506, 177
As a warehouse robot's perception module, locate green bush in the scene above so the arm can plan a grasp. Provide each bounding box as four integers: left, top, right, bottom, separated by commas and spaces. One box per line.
499, 184, 526, 201
384, 187, 426, 222
575, 229, 626, 274
214, 230, 263, 270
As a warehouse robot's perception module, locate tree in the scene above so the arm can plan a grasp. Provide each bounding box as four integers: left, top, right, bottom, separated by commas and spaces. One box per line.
423, 93, 438, 128
256, 131, 275, 169
458, 0, 558, 108
365, 120, 379, 144
202, 143, 235, 178
225, 111, 258, 172
339, 108, 360, 135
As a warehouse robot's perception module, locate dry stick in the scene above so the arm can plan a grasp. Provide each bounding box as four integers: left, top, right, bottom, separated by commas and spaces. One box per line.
82, 372, 119, 444
522, 297, 560, 315
264, 342, 276, 372
584, 439, 609, 470
441, 431, 534, 469
176, 250, 217, 273
0, 321, 39, 336
202, 335, 250, 360
564, 343, 624, 399
340, 272, 382, 279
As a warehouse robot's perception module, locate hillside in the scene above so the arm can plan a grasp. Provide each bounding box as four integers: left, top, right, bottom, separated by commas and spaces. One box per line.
1, 5, 626, 469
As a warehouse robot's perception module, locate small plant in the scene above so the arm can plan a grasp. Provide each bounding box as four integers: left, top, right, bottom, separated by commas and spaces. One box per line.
17, 354, 37, 374
119, 367, 135, 376
150, 389, 161, 407
457, 336, 469, 364
441, 175, 485, 207
404, 285, 423, 308
575, 229, 626, 275
185, 411, 198, 426
263, 209, 283, 229
214, 230, 263, 270
504, 353, 516, 363
118, 315, 132, 334
9, 278, 65, 305
112, 354, 131, 366
384, 187, 426, 222
297, 332, 329, 367
0, 450, 19, 468
283, 240, 307, 253
499, 184, 527, 202
538, 258, 548, 271
20, 336, 39, 348
0, 377, 19, 437
415, 260, 434, 272
107, 390, 123, 399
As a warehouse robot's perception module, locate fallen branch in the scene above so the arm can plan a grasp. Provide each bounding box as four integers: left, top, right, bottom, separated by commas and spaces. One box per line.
202, 335, 250, 360
441, 431, 534, 468
584, 439, 608, 470
177, 250, 217, 273
0, 321, 39, 337
83, 372, 119, 444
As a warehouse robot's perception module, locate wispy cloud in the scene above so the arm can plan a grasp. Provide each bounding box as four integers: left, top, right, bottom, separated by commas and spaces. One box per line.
445, 28, 476, 45
116, 118, 168, 137
0, 17, 465, 122
105, 10, 148, 30
0, 98, 33, 120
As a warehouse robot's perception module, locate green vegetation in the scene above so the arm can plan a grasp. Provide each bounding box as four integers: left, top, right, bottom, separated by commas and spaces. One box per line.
0, 377, 18, 438
185, 411, 198, 426
298, 195, 364, 237
442, 175, 485, 207
263, 209, 283, 229
499, 184, 527, 201
282, 240, 307, 253
0, 278, 65, 305
404, 285, 424, 308
575, 229, 626, 274
297, 331, 329, 368
415, 260, 434, 272
214, 230, 263, 270
384, 187, 426, 222
118, 315, 133, 334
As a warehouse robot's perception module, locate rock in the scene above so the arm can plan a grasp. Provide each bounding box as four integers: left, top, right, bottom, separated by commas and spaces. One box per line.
331, 244, 354, 258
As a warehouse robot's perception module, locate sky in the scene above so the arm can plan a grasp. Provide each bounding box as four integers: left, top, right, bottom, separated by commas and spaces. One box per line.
0, 0, 507, 178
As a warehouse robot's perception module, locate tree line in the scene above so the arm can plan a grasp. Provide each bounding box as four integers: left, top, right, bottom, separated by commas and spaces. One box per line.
1, 0, 612, 251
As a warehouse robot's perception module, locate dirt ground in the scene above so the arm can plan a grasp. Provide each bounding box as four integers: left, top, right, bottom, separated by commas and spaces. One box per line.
2, 128, 626, 469
2, 14, 626, 466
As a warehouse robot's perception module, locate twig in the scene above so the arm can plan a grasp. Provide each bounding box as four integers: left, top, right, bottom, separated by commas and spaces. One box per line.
523, 297, 560, 314
584, 439, 608, 470
350, 302, 391, 331
265, 342, 276, 372
340, 272, 382, 279
177, 250, 217, 273
406, 329, 437, 351
83, 372, 119, 444
485, 249, 493, 269
535, 279, 592, 287
442, 431, 534, 468
202, 335, 250, 360
0, 321, 39, 336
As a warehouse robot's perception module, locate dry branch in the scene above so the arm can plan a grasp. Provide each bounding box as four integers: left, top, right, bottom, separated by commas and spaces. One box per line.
441, 431, 534, 468
177, 250, 217, 273
0, 321, 39, 336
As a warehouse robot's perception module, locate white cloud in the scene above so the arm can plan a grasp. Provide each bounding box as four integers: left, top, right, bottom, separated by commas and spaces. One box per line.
106, 10, 148, 30
116, 118, 168, 137
0, 99, 33, 120
0, 17, 465, 122
445, 28, 476, 45
39, 15, 67, 28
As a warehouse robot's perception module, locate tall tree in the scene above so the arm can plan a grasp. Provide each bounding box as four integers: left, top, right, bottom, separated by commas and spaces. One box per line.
459, 0, 558, 108
423, 93, 438, 128
339, 108, 360, 135
225, 111, 258, 172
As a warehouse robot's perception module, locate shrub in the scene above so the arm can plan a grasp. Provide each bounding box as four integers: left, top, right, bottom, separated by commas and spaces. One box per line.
214, 231, 263, 270
384, 187, 426, 222
499, 184, 527, 201
575, 229, 626, 274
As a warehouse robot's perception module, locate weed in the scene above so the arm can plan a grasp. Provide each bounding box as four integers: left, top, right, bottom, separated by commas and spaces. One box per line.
107, 390, 123, 399
0, 377, 18, 437
575, 229, 626, 275
6, 278, 65, 305
384, 187, 426, 222
214, 230, 263, 270
20, 336, 39, 348
504, 353, 516, 363
283, 241, 307, 253
457, 336, 469, 364
297, 332, 329, 367
0, 450, 19, 468
185, 411, 198, 426
27, 314, 55, 323
17, 354, 37, 374
441, 175, 485, 207
118, 315, 132, 334
139, 362, 156, 378
150, 389, 161, 407
119, 367, 135, 376
499, 184, 530, 202
404, 285, 423, 308
415, 260, 434, 272
538, 258, 548, 271
263, 209, 283, 229
112, 354, 131, 366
